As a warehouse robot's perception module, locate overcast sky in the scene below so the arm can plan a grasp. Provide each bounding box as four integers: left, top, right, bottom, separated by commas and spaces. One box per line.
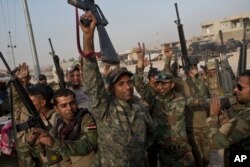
0, 0, 250, 69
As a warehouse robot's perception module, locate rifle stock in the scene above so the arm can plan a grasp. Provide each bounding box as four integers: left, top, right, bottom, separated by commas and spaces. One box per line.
68, 0, 120, 64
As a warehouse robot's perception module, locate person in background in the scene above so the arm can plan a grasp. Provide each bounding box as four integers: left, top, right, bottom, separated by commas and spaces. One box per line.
37, 74, 48, 85
66, 62, 90, 110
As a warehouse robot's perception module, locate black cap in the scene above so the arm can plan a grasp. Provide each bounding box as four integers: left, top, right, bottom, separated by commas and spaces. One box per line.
155, 71, 173, 82
38, 74, 47, 81
107, 67, 133, 84
148, 68, 159, 78
27, 84, 54, 102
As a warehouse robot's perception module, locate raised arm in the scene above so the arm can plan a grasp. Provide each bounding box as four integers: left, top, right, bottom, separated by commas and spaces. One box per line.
79, 11, 108, 120
162, 46, 173, 73
207, 98, 250, 149
133, 43, 156, 105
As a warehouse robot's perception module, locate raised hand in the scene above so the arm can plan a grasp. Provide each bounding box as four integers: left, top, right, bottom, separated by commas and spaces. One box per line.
136, 42, 145, 68
16, 63, 29, 80
164, 46, 173, 59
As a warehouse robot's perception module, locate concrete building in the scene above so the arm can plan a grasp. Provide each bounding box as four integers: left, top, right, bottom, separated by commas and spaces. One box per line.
200, 13, 250, 42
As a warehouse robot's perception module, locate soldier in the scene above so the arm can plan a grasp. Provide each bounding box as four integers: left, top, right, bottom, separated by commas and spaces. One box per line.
37, 74, 48, 85
204, 61, 226, 167
66, 62, 90, 109
204, 61, 224, 96
207, 70, 250, 165
134, 43, 211, 167
14, 84, 59, 166
79, 11, 154, 166
147, 67, 160, 91
32, 88, 97, 167
183, 56, 210, 167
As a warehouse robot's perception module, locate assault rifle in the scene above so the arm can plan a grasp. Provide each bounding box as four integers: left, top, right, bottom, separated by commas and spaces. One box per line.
217, 31, 235, 94
0, 52, 48, 133
237, 17, 250, 76
148, 52, 153, 70
49, 38, 65, 89
0, 52, 62, 166
174, 3, 191, 74
68, 0, 120, 64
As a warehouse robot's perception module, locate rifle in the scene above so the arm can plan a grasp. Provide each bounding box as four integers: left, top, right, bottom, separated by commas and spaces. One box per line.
49, 38, 65, 89
0, 52, 62, 166
237, 17, 250, 76
174, 3, 190, 74
148, 52, 153, 70
68, 0, 120, 65
218, 31, 235, 94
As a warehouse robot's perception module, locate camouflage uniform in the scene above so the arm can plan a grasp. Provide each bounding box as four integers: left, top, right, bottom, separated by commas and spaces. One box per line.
204, 61, 224, 97
49, 108, 97, 167
134, 67, 209, 167
183, 75, 210, 167
203, 61, 225, 167
82, 56, 153, 167
206, 103, 250, 165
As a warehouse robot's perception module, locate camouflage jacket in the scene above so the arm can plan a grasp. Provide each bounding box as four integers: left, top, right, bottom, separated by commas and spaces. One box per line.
82, 56, 153, 167
204, 74, 224, 96
50, 108, 97, 158
207, 103, 250, 150
134, 66, 205, 147
183, 75, 210, 128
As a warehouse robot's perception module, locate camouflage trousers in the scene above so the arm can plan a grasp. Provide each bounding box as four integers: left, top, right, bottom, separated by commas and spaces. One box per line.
158, 143, 195, 167
187, 128, 210, 167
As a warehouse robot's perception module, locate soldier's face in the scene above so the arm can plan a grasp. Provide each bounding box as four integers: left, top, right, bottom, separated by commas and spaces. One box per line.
67, 70, 81, 86
29, 95, 46, 112
234, 76, 250, 103
54, 95, 77, 123
156, 81, 174, 96
113, 75, 134, 101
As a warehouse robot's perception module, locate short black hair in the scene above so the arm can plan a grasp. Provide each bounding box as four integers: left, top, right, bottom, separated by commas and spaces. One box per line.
53, 88, 76, 106
38, 74, 47, 81
239, 70, 250, 85
27, 84, 54, 109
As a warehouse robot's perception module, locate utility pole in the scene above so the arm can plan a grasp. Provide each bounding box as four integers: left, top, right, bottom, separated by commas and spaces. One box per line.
22, 0, 40, 77
7, 31, 16, 68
